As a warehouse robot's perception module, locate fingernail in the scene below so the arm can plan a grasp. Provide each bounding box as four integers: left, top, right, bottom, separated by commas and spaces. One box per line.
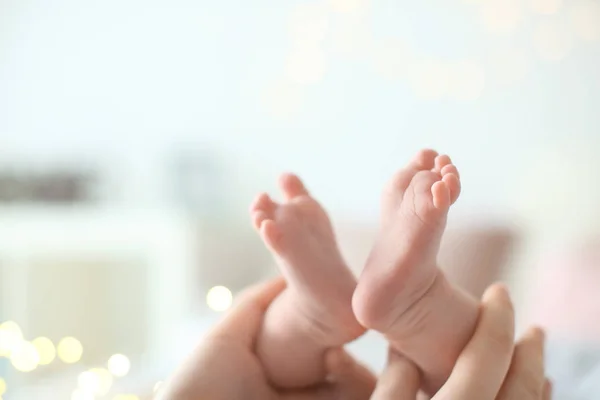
483, 283, 511, 304
533, 326, 546, 342
544, 378, 553, 399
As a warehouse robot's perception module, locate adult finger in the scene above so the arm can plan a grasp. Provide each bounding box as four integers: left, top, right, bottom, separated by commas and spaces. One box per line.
281, 348, 376, 400
496, 327, 546, 400
370, 349, 421, 400
542, 379, 552, 400
434, 284, 515, 400
326, 348, 377, 400
208, 276, 286, 346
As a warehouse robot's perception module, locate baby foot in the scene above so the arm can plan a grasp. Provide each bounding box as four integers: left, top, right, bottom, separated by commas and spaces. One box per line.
252, 174, 364, 387
353, 150, 478, 392
354, 149, 460, 329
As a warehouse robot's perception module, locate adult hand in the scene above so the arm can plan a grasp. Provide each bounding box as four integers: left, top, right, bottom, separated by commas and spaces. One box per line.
156, 277, 376, 400
370, 284, 551, 400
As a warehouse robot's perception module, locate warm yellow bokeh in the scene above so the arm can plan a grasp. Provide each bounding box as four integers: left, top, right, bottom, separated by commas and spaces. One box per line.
206, 286, 233, 312
57, 337, 83, 364
90, 368, 114, 396
0, 321, 23, 357
32, 337, 56, 365
108, 354, 131, 377
78, 368, 114, 396
0, 378, 6, 396
78, 370, 101, 394
71, 388, 95, 400
10, 341, 40, 372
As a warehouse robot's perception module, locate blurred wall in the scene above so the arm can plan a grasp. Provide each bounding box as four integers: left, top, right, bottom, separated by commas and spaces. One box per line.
1, 0, 599, 220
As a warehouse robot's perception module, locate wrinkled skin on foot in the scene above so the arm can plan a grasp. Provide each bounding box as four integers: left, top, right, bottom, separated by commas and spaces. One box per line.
353, 150, 479, 393
251, 174, 363, 388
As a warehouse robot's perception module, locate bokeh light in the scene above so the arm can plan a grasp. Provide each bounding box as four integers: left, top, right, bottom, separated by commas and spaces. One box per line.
77, 368, 114, 396
90, 368, 114, 396
371, 38, 413, 81
206, 286, 233, 311
533, 20, 572, 61
0, 321, 22, 337
0, 321, 23, 357
448, 60, 486, 101
108, 354, 131, 377
10, 341, 40, 372
530, 0, 562, 15
57, 337, 83, 364
480, 0, 523, 35
78, 371, 101, 394
569, 0, 600, 42
71, 389, 95, 400
32, 337, 56, 365
0, 378, 6, 396
154, 381, 164, 393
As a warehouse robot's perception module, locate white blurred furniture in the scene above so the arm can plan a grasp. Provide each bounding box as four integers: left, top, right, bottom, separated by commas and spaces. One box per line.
0, 206, 197, 398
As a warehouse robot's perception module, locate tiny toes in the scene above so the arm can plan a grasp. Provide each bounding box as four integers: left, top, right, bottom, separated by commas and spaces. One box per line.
440, 164, 459, 179
252, 211, 270, 230
431, 181, 451, 209
412, 149, 439, 170
434, 155, 452, 174
250, 193, 278, 214
442, 173, 461, 204
260, 220, 284, 253
279, 173, 309, 200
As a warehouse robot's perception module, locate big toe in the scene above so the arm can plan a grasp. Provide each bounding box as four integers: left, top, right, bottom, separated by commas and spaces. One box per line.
414, 149, 439, 170
383, 149, 439, 213
260, 219, 284, 253
431, 181, 451, 210
405, 171, 447, 219
250, 193, 278, 229
279, 173, 309, 200
433, 154, 452, 174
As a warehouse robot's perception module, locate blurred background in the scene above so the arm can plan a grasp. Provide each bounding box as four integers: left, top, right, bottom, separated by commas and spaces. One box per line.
1, 0, 600, 398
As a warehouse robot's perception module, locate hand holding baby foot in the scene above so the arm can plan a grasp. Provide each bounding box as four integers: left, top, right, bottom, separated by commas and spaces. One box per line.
161, 155, 550, 400
156, 278, 376, 400
354, 149, 479, 393
372, 284, 550, 400
251, 174, 364, 388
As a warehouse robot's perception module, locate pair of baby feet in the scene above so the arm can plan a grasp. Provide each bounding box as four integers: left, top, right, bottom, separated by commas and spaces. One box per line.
250, 150, 478, 394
